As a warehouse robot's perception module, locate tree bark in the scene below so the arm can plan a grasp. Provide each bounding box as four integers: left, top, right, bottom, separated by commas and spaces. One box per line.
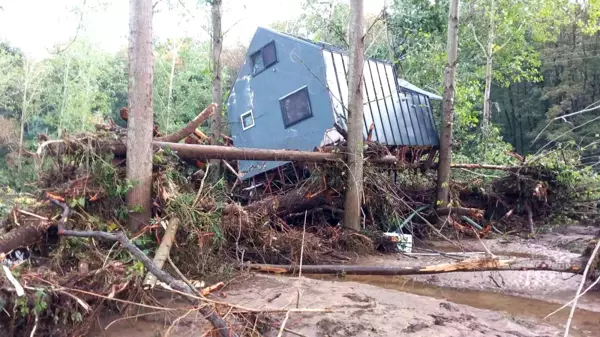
244, 258, 584, 276
483, 55, 493, 126
127, 0, 155, 231
0, 222, 50, 255
435, 0, 460, 209
209, 0, 223, 181
343, 0, 365, 231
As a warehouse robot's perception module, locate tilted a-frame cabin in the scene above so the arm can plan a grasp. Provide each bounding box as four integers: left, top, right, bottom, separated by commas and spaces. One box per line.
226, 27, 441, 180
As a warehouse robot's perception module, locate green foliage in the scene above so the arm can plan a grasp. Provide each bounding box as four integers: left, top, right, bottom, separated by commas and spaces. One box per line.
531, 145, 600, 201
39, 41, 125, 136
153, 38, 214, 134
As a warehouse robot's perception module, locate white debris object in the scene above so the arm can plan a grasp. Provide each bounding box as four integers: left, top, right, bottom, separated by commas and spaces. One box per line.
3, 265, 25, 296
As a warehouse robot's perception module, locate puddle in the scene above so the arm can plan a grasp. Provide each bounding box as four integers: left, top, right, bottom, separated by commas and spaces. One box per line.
309, 274, 600, 336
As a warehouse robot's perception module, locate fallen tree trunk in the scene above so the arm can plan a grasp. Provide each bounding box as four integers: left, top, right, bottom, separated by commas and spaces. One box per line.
0, 221, 50, 255
151, 142, 347, 163
154, 104, 216, 143
237, 187, 337, 217
243, 257, 584, 276
0, 198, 69, 255
143, 218, 180, 288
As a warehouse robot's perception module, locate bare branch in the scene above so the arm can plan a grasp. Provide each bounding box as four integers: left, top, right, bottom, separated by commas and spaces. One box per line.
496, 22, 525, 53
471, 24, 488, 56
552, 100, 600, 121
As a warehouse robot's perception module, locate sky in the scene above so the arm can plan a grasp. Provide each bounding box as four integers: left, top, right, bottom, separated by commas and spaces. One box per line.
0, 0, 386, 59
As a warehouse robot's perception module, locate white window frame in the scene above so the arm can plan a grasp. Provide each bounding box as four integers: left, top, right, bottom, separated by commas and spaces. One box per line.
240, 110, 255, 130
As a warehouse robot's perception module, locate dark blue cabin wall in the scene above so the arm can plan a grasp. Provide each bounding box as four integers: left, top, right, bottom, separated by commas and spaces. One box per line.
227, 27, 335, 180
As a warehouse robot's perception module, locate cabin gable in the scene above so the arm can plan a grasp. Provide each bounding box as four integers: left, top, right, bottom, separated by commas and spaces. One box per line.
226, 27, 441, 180
227, 27, 335, 180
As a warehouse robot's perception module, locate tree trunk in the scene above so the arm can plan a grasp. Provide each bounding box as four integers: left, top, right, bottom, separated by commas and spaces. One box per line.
343, 0, 365, 231
166, 40, 181, 131
58, 57, 71, 137
209, 0, 223, 182
482, 0, 495, 128
506, 83, 518, 151
482, 54, 493, 126
127, 0, 155, 231
435, 0, 460, 208
18, 63, 30, 162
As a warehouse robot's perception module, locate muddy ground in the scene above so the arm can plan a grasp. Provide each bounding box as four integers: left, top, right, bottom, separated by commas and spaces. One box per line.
91, 226, 600, 337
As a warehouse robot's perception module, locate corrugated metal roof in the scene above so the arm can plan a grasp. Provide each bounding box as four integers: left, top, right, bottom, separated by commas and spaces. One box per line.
322, 48, 439, 147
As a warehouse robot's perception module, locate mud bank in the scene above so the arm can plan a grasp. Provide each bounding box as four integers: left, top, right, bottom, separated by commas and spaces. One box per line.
91, 227, 600, 337
93, 274, 564, 337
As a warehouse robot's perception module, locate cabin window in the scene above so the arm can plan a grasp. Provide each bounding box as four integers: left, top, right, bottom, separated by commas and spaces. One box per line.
240, 110, 255, 130
280, 86, 313, 128
251, 41, 277, 75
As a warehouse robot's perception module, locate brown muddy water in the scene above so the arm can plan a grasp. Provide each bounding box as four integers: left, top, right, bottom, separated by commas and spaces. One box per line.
309, 274, 600, 337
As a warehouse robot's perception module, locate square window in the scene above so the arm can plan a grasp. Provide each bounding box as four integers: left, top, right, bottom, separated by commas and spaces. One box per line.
241, 110, 255, 130
251, 41, 277, 75
279, 86, 312, 128
262, 41, 277, 67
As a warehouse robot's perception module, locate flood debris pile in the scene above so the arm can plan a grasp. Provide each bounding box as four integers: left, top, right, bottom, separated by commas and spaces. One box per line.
0, 108, 599, 336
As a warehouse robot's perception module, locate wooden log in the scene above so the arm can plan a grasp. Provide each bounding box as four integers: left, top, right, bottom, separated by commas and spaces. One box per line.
243, 257, 584, 276
143, 218, 180, 289
0, 222, 49, 255
152, 142, 347, 163
154, 103, 216, 143
225, 187, 336, 218
0, 198, 69, 255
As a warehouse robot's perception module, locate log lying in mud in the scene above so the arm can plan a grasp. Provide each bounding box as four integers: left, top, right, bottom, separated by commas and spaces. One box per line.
243, 257, 585, 276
